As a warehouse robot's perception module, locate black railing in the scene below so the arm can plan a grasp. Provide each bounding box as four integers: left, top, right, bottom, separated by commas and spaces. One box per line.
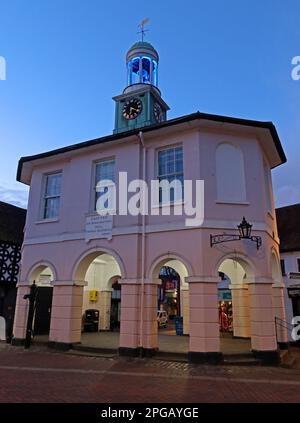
275, 316, 294, 346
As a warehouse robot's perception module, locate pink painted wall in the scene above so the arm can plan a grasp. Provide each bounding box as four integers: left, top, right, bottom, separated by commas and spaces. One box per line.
20, 124, 280, 284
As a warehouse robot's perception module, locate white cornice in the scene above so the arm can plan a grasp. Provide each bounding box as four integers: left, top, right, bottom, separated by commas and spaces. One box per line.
23, 219, 278, 246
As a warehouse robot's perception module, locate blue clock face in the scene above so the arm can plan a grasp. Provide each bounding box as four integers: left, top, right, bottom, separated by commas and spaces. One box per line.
122, 97, 143, 120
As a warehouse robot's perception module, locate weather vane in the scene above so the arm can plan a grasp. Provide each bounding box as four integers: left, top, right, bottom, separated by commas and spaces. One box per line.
138, 18, 150, 42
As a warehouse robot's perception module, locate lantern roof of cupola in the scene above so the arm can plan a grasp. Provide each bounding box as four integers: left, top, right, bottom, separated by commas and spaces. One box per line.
126, 41, 159, 62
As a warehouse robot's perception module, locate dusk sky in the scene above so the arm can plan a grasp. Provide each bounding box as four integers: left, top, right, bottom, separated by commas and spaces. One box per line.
1, 0, 299, 209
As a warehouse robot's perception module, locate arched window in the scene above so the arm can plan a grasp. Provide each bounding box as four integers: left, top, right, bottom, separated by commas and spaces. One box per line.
216, 143, 246, 203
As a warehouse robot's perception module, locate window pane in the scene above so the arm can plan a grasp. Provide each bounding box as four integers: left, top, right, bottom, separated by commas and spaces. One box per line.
46, 174, 61, 196
297, 258, 300, 273
175, 147, 183, 159
96, 161, 115, 183
175, 159, 183, 173
158, 160, 166, 176
157, 147, 183, 204
44, 197, 60, 219
95, 160, 115, 210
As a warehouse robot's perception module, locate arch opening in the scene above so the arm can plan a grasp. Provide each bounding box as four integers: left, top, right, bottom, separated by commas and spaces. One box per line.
27, 264, 54, 341
217, 258, 252, 353
150, 256, 190, 354
79, 252, 123, 350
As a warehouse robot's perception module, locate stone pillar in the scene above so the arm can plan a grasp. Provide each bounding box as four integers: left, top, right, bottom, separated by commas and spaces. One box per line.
119, 280, 140, 356
248, 281, 278, 364
230, 284, 251, 338
142, 280, 160, 354
12, 284, 30, 345
182, 288, 190, 335
272, 285, 288, 349
187, 277, 222, 364
119, 279, 160, 357
48, 281, 84, 350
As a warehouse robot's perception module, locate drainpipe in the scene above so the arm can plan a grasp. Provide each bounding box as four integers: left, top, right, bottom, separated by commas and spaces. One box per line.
138, 131, 146, 355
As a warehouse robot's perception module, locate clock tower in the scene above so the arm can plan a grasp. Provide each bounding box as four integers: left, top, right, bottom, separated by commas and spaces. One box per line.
113, 41, 170, 134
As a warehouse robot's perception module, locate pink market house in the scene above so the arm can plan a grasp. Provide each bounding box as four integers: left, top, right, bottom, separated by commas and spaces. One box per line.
13, 41, 288, 364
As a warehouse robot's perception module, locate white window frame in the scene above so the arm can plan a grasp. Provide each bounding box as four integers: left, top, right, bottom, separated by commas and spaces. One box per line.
280, 259, 286, 276
93, 158, 116, 212
156, 144, 184, 205
40, 172, 62, 220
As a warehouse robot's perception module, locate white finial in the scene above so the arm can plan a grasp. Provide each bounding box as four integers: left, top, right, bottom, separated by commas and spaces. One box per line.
138, 18, 150, 42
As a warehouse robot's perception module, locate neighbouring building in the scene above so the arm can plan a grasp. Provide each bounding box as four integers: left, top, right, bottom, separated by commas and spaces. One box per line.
12, 40, 288, 363
0, 201, 26, 341
276, 203, 300, 343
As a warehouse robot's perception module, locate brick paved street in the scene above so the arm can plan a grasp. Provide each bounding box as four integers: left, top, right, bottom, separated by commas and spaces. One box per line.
0, 343, 300, 403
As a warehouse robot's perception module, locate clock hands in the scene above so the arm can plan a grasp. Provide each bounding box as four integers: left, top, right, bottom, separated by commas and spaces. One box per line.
122, 97, 142, 120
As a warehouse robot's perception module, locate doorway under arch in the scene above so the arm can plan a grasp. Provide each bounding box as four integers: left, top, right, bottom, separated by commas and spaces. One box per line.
217, 257, 252, 353
79, 252, 122, 349
28, 264, 54, 341
151, 256, 190, 353
110, 278, 122, 332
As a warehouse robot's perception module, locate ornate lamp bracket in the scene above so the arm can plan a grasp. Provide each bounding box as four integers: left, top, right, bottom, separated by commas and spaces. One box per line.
210, 218, 262, 250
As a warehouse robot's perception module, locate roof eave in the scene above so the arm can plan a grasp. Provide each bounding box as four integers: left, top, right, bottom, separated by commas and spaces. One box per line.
17, 111, 287, 184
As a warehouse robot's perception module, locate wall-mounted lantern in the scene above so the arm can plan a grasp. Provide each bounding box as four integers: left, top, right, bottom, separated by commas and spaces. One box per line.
210, 217, 262, 250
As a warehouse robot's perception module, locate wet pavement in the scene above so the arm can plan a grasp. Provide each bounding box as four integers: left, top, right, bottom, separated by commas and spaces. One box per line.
0, 342, 300, 403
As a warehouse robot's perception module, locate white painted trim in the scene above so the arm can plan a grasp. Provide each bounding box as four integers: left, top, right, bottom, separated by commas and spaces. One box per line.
151, 201, 186, 209
215, 200, 250, 206
35, 218, 59, 225
24, 218, 276, 246
148, 252, 193, 279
